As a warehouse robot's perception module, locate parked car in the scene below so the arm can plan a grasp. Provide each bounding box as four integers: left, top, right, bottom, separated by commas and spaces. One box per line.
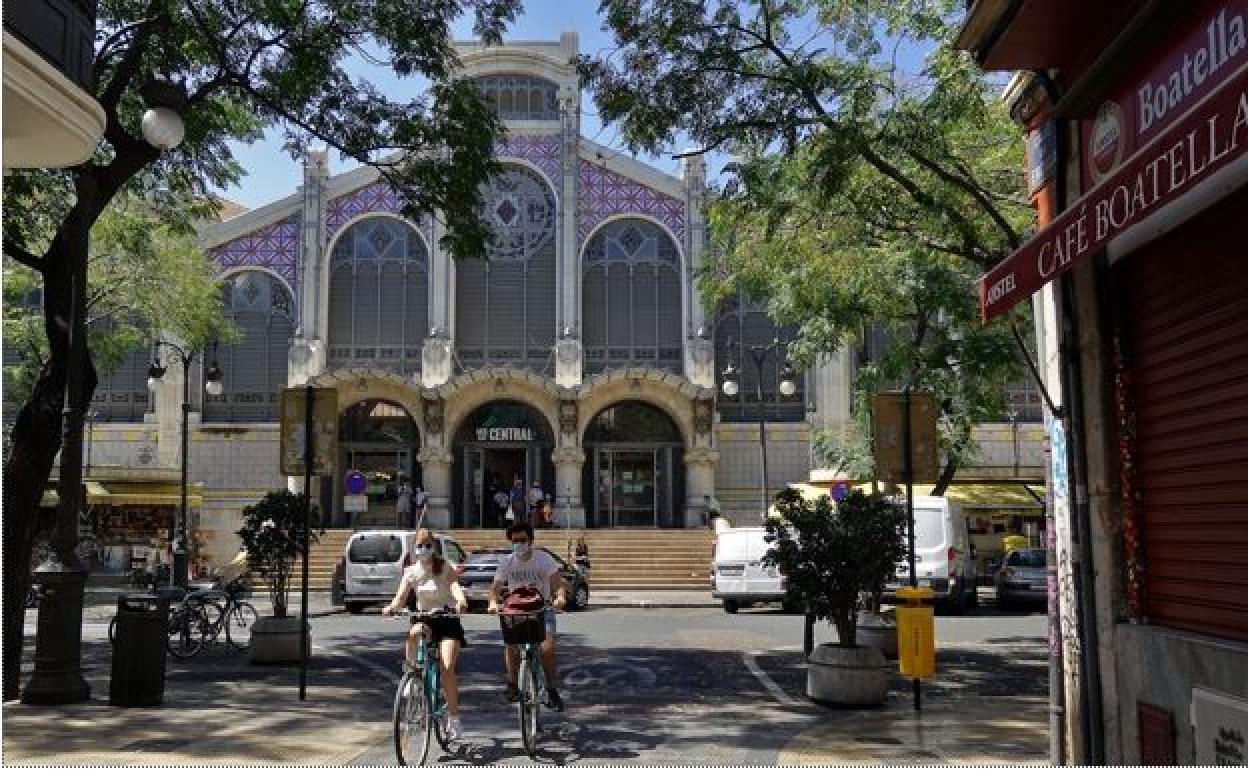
712, 526, 792, 614
339, 530, 466, 614
882, 496, 979, 614
995, 547, 1048, 608
458, 547, 590, 611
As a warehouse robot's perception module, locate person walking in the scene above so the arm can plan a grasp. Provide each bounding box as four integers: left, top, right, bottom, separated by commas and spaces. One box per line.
493, 486, 513, 532
413, 485, 429, 529
509, 478, 527, 525
527, 480, 545, 519
574, 536, 591, 581
396, 476, 413, 529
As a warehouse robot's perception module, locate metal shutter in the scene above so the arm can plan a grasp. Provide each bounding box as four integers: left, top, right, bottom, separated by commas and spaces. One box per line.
632, 263, 658, 352
353, 262, 381, 350
328, 265, 353, 364
379, 262, 406, 347
405, 265, 429, 372
265, 313, 293, 417
656, 265, 682, 371
525, 245, 557, 360
583, 265, 608, 353
488, 261, 525, 352
606, 264, 631, 349
455, 259, 488, 349
1126, 190, 1248, 643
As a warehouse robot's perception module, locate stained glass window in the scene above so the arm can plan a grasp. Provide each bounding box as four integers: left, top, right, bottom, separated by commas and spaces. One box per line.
203, 271, 295, 422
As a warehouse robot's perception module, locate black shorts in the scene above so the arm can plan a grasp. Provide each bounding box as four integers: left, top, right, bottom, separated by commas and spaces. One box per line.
413, 616, 467, 646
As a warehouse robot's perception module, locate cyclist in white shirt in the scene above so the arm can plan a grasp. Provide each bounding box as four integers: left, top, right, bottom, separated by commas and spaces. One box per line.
383, 528, 469, 740
488, 521, 568, 710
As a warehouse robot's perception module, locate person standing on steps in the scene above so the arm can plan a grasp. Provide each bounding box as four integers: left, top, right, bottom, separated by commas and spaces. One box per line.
509, 478, 527, 525
396, 475, 413, 529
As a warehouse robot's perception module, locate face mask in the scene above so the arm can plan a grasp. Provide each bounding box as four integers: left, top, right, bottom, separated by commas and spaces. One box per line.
414, 545, 434, 562
512, 542, 531, 557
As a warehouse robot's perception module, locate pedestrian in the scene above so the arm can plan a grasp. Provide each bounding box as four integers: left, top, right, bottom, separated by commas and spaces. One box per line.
528, 480, 545, 517
509, 478, 526, 525
396, 475, 413, 528
493, 486, 512, 532
535, 499, 555, 529
574, 536, 591, 580
704, 493, 722, 529
413, 485, 429, 529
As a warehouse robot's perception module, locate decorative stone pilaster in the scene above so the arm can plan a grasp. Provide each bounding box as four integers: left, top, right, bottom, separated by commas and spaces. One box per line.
683, 446, 720, 528
287, 337, 326, 387
555, 337, 582, 387
417, 446, 454, 529
551, 445, 587, 528
422, 334, 453, 388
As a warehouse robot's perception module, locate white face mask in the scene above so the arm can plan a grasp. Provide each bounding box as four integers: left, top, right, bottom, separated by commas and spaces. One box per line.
512, 542, 531, 557
414, 544, 434, 562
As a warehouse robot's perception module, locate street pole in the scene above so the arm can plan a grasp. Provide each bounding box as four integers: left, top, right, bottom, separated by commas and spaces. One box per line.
752, 349, 770, 524
903, 386, 920, 712
299, 384, 313, 701
175, 353, 192, 588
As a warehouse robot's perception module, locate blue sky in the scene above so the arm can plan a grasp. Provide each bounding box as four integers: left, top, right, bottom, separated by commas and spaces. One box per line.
216, 3, 673, 209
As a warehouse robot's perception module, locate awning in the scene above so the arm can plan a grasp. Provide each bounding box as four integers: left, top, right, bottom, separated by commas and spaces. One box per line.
41, 481, 109, 508
86, 482, 204, 507
767, 481, 1044, 519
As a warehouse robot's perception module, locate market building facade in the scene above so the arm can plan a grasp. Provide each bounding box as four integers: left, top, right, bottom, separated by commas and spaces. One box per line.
959, 0, 1248, 764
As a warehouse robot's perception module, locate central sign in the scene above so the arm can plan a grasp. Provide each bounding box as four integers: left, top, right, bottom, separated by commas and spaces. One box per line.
475, 426, 535, 442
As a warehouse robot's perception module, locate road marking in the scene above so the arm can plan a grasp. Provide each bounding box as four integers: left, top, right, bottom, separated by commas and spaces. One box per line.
312, 644, 399, 685
743, 650, 801, 708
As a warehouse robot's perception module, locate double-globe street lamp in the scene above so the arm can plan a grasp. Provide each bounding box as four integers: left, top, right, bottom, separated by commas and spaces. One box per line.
147, 342, 224, 587
720, 337, 798, 523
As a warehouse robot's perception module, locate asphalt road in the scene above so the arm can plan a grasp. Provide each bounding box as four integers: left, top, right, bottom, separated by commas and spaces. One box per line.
307, 601, 1048, 766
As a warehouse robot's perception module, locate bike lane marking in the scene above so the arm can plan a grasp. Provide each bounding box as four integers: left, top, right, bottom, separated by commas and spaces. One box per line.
743, 650, 802, 708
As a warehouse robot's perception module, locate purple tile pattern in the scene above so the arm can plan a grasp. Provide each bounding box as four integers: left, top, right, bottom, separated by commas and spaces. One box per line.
578, 158, 686, 251
499, 134, 562, 193
209, 215, 300, 289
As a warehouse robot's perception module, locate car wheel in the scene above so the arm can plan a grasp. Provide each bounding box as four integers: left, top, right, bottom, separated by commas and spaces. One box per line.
345, 601, 365, 615
723, 599, 739, 614
572, 584, 590, 611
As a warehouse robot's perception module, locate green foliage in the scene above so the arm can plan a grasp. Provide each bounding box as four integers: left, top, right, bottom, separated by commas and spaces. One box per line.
236, 490, 319, 618
764, 488, 908, 648
581, 0, 1036, 480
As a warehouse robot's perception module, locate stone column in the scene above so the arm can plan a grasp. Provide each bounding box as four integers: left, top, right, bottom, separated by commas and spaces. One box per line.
417, 445, 454, 529
682, 153, 708, 384
552, 445, 586, 528
683, 446, 719, 528
422, 333, 453, 388
297, 147, 329, 372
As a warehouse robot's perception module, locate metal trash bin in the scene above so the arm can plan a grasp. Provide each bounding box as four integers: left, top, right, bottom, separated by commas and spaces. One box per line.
109, 592, 170, 707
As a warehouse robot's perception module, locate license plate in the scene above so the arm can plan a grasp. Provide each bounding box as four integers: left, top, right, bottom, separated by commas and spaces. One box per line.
719, 566, 744, 577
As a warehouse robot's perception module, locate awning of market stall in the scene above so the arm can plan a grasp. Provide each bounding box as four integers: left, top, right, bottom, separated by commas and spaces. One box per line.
767, 481, 1044, 519
40, 481, 109, 508
87, 482, 204, 507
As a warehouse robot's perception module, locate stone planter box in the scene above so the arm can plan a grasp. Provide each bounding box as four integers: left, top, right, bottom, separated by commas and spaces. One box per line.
856, 611, 899, 659
251, 616, 310, 664
806, 643, 889, 705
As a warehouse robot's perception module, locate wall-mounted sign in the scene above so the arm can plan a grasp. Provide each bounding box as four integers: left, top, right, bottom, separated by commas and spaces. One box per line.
1192, 686, 1248, 765
475, 427, 535, 442
1027, 120, 1059, 192
279, 387, 338, 476
872, 392, 940, 484
344, 494, 368, 513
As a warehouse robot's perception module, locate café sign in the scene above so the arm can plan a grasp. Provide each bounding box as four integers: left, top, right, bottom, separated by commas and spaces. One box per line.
979, 61, 1248, 321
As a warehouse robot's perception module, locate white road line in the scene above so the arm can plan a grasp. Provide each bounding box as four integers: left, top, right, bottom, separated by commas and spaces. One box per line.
313, 644, 399, 685
743, 650, 802, 708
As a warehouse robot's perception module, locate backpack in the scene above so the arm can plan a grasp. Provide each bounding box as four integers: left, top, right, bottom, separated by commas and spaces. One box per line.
503, 584, 544, 613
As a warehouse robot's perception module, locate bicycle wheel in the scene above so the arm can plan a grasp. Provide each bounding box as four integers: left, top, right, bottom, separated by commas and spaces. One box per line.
108, 616, 117, 645
197, 600, 224, 645
225, 602, 259, 650
167, 605, 204, 659
393, 671, 433, 766
517, 652, 542, 758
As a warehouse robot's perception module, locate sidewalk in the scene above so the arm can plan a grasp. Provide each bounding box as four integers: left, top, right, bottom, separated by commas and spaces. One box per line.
81, 585, 341, 621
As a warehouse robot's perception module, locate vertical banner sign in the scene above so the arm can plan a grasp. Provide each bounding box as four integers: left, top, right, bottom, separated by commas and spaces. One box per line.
280, 388, 338, 476
872, 392, 941, 483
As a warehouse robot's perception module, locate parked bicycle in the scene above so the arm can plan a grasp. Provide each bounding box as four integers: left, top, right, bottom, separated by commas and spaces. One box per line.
391, 608, 457, 766
498, 603, 556, 758
109, 576, 257, 659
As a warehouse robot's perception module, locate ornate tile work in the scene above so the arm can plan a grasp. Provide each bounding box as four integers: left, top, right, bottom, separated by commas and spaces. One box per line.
327, 182, 408, 233
210, 215, 300, 289
500, 134, 562, 192
577, 158, 686, 252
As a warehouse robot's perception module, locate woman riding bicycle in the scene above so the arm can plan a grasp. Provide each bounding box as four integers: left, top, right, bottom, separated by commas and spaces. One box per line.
383, 528, 469, 741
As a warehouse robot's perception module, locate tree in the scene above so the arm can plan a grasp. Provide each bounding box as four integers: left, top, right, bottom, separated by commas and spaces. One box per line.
1, 0, 520, 701
578, 0, 1036, 489
236, 491, 318, 619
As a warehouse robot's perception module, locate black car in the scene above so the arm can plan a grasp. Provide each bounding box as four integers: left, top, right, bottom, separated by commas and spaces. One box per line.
459, 547, 590, 611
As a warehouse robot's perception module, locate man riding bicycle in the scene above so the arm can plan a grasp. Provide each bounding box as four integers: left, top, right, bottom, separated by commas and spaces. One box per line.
383, 528, 469, 741
488, 522, 568, 711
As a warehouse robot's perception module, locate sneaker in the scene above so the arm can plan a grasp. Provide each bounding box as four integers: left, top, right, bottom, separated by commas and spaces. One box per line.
505, 682, 520, 703
445, 716, 462, 742
546, 688, 564, 712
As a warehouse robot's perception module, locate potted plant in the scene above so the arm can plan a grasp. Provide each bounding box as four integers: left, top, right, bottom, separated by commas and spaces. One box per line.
765, 487, 908, 704
856, 590, 899, 659
236, 490, 318, 663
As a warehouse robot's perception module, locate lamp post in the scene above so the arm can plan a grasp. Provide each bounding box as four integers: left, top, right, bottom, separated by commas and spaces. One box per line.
21, 83, 187, 705
721, 337, 797, 523
147, 342, 224, 587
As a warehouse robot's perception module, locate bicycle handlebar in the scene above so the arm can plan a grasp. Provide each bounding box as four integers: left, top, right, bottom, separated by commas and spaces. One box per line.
388, 607, 459, 620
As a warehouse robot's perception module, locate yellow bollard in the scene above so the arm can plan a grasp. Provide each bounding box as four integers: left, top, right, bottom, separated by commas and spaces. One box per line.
896, 586, 935, 679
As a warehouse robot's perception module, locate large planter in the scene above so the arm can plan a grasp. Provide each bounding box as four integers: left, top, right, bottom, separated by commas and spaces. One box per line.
251, 616, 310, 664
806, 643, 889, 705
855, 611, 898, 659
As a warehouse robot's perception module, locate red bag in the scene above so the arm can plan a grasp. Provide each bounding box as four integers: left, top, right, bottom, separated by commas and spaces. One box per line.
503, 584, 544, 613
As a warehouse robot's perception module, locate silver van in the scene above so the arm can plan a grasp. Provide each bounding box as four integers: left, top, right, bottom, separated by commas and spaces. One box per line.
883, 496, 979, 613
712, 527, 790, 613
342, 530, 465, 614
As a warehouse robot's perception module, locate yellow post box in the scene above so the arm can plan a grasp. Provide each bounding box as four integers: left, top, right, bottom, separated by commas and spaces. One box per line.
896, 586, 935, 678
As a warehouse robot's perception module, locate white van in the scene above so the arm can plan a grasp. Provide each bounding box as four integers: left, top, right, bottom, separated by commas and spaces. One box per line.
883, 496, 978, 613
712, 527, 789, 613
341, 530, 465, 614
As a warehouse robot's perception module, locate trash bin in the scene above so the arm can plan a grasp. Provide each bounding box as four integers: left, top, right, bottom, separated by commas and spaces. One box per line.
110, 593, 170, 707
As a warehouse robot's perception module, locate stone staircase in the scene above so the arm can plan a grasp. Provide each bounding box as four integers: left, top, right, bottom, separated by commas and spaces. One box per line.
289, 527, 715, 593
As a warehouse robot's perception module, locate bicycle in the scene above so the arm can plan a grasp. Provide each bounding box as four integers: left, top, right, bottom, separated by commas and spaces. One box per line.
390, 607, 457, 766
108, 577, 257, 658
497, 604, 555, 759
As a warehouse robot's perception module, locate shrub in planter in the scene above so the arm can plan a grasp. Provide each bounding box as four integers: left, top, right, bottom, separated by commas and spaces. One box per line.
236, 490, 318, 662
765, 488, 907, 703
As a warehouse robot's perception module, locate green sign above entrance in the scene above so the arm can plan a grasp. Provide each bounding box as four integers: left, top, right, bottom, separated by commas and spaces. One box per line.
475, 427, 536, 442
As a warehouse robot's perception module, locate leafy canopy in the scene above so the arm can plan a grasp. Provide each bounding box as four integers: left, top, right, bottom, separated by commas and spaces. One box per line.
237, 490, 319, 618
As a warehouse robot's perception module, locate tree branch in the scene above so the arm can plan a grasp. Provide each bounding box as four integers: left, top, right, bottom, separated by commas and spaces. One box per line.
4, 240, 45, 273
905, 148, 1022, 249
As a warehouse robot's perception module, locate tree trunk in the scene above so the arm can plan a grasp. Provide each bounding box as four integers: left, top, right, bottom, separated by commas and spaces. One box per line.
931, 455, 960, 497
834, 613, 857, 649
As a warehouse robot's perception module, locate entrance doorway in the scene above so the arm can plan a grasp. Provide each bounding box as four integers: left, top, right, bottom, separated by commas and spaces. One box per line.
584, 401, 685, 528
328, 399, 419, 529
452, 401, 555, 528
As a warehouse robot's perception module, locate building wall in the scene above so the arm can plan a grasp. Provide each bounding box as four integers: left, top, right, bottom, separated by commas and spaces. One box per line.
715, 422, 811, 521
965, 422, 1046, 477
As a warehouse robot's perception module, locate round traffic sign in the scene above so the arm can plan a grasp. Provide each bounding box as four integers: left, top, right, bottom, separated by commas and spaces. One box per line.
344, 470, 367, 495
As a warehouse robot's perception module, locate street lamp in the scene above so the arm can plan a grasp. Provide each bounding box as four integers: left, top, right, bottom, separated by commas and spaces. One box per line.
721, 338, 798, 523
147, 342, 224, 587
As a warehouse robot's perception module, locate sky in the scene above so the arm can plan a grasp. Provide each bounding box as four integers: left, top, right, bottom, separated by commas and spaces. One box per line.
215, 2, 676, 210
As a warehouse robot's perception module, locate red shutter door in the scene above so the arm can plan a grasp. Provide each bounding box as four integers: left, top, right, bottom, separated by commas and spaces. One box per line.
1126, 189, 1248, 643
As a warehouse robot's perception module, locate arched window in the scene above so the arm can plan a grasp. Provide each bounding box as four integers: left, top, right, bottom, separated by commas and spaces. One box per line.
328, 217, 429, 375
582, 218, 683, 374
714, 294, 805, 423
203, 271, 295, 422
471, 75, 560, 120
89, 319, 154, 422
454, 165, 557, 371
